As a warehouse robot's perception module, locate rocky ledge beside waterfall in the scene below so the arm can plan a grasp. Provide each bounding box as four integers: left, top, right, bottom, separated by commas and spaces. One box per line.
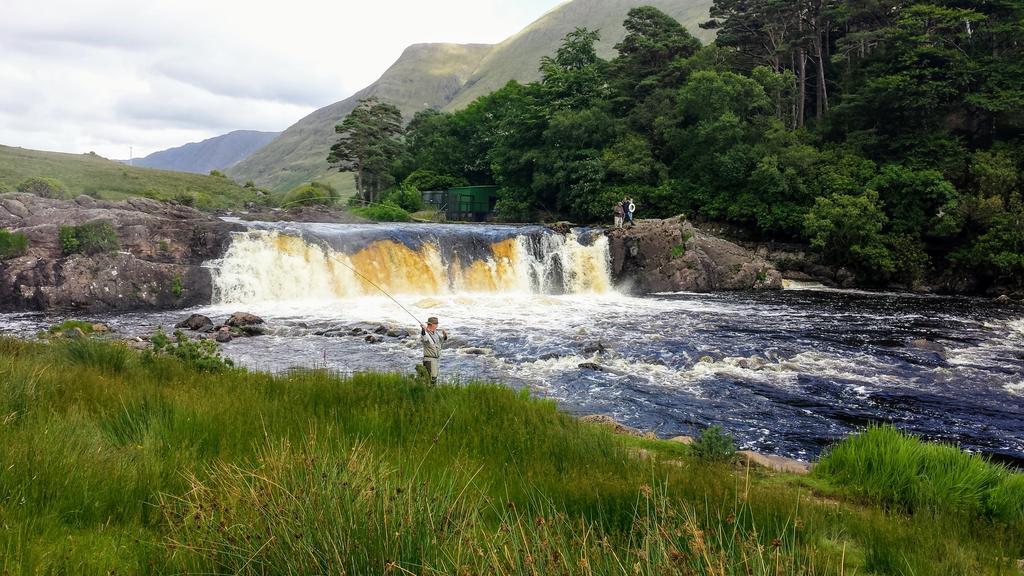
0, 193, 242, 312
606, 216, 783, 293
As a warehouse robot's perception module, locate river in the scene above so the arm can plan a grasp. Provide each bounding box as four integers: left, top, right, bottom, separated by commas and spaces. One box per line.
2, 221, 1022, 464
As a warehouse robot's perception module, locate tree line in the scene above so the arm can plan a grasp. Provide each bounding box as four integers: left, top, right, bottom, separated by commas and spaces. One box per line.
329, 2, 1024, 292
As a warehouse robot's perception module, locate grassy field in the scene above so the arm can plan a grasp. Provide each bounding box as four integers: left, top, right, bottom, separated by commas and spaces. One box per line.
0, 145, 261, 210
0, 336, 1021, 575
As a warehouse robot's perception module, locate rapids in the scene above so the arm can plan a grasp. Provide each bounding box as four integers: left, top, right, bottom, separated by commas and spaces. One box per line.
2, 221, 1022, 464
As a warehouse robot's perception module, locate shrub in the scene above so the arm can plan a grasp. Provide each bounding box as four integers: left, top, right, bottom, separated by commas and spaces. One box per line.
149, 329, 233, 372
670, 244, 686, 258
380, 184, 424, 212
281, 181, 339, 207
209, 170, 225, 178
0, 229, 28, 259
174, 192, 196, 206
690, 425, 736, 462
351, 201, 412, 222
59, 221, 119, 255
171, 275, 183, 298
17, 177, 68, 199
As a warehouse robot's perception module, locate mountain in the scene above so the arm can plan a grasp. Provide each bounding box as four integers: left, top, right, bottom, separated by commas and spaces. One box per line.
130, 130, 279, 174
227, 44, 492, 193
0, 145, 258, 210
444, 0, 714, 110
228, 0, 714, 193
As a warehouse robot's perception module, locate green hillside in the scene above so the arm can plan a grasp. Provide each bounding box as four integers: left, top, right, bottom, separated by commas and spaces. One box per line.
0, 145, 260, 210
227, 43, 492, 193
444, 0, 714, 110
228, 0, 714, 194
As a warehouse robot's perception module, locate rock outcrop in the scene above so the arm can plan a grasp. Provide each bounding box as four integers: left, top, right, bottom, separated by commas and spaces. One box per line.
607, 217, 782, 293
0, 193, 242, 312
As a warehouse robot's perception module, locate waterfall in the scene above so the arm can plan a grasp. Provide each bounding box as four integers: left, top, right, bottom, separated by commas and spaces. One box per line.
210, 224, 611, 304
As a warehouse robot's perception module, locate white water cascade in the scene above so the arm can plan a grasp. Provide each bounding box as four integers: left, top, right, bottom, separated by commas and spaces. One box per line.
210, 224, 613, 304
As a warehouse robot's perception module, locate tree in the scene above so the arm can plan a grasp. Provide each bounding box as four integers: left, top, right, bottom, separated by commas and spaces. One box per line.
804, 190, 894, 279
539, 28, 608, 112
328, 98, 404, 204
609, 6, 702, 113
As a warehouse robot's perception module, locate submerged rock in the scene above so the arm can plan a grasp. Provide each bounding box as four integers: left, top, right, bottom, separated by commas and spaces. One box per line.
460, 347, 491, 355
578, 362, 604, 372
581, 341, 609, 355
214, 330, 233, 343
909, 338, 947, 360
365, 334, 384, 344
386, 328, 410, 338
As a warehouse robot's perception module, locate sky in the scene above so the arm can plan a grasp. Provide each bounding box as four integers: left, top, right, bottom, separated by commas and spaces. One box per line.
0, 0, 564, 159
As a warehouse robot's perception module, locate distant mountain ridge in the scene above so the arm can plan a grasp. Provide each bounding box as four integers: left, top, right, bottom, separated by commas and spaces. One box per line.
227, 44, 492, 193
228, 0, 714, 192
130, 130, 279, 174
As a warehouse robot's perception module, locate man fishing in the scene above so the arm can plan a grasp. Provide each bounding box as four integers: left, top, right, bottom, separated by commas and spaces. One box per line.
420, 316, 448, 385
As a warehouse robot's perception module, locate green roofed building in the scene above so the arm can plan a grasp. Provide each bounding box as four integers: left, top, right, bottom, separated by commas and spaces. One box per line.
421, 185, 500, 222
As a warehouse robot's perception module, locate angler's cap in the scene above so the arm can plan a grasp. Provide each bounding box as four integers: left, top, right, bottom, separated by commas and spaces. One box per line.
427, 316, 439, 325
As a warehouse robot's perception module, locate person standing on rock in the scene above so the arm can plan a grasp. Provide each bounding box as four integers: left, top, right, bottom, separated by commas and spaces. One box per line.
613, 201, 624, 228
420, 316, 448, 385
626, 198, 637, 226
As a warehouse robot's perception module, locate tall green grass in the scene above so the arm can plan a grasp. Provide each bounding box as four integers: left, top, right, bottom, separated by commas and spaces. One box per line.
814, 425, 1024, 523
0, 337, 1020, 574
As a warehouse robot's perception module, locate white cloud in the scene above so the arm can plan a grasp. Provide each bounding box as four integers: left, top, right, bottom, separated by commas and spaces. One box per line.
0, 0, 563, 158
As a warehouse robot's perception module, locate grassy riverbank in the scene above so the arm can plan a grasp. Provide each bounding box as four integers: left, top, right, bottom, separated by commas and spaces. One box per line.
0, 337, 1021, 574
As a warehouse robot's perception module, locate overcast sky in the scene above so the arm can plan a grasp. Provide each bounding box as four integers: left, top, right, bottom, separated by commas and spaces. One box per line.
0, 0, 564, 159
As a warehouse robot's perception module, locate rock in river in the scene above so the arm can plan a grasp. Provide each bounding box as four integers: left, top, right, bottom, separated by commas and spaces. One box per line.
176, 314, 214, 332
225, 312, 265, 327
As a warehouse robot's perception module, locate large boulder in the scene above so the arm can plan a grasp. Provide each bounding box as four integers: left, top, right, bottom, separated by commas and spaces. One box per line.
225, 312, 265, 327
0, 193, 242, 313
176, 314, 215, 331
607, 217, 782, 293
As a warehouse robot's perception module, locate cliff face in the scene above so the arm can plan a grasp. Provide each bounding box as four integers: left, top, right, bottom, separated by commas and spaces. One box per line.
607, 217, 782, 293
0, 193, 242, 312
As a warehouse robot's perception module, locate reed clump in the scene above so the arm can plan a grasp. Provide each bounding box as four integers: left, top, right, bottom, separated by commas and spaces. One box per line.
814, 424, 1024, 523
0, 337, 1020, 574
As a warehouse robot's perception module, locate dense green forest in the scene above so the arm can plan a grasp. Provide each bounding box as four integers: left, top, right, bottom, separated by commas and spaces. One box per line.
372, 1, 1023, 292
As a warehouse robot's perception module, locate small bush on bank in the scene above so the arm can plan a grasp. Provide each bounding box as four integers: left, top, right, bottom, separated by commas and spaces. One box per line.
17, 176, 68, 199
148, 329, 233, 372
59, 221, 119, 255
690, 425, 736, 462
281, 181, 339, 207
380, 184, 424, 212
0, 229, 28, 259
351, 201, 411, 222
814, 425, 1024, 522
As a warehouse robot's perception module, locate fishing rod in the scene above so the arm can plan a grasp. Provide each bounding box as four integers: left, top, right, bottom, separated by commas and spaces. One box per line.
305, 235, 425, 327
